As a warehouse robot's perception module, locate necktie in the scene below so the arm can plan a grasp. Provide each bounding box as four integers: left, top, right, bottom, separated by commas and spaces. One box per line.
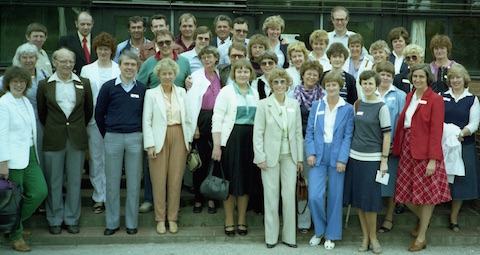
82, 37, 90, 64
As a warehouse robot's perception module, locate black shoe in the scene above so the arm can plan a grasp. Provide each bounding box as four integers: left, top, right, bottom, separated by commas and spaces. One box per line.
104, 227, 119, 236
193, 205, 203, 213
49, 226, 62, 235
224, 225, 235, 237
126, 228, 137, 235
266, 243, 276, 249
395, 204, 405, 214
208, 206, 217, 214
237, 224, 248, 236
282, 241, 297, 248
66, 225, 79, 234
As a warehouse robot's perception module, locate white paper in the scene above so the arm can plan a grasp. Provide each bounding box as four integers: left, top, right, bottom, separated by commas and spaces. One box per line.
375, 170, 390, 185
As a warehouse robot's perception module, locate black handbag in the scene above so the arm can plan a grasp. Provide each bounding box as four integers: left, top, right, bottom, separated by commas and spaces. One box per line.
0, 180, 23, 234
200, 160, 230, 201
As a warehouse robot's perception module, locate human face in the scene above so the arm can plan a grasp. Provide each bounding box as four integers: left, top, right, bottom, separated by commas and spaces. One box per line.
75, 13, 94, 37
260, 58, 276, 75
201, 53, 218, 70
215, 20, 231, 40
128, 21, 146, 40
158, 68, 175, 86
96, 46, 112, 61
267, 27, 281, 41
228, 48, 246, 65
19, 53, 37, 70
290, 51, 305, 69
156, 34, 174, 57
26, 31, 47, 50
302, 69, 319, 89
361, 77, 377, 98
331, 10, 349, 34
251, 44, 265, 59
53, 50, 75, 77
405, 53, 423, 68
234, 67, 251, 85
372, 49, 388, 63
392, 36, 406, 55
379, 71, 393, 89
119, 58, 138, 80
433, 46, 448, 60
179, 18, 196, 38
233, 23, 248, 42
9, 78, 27, 98
411, 69, 428, 91
449, 74, 465, 92
330, 54, 346, 69
325, 81, 341, 98
151, 19, 168, 33
195, 32, 211, 50
312, 41, 327, 55
349, 43, 362, 59
271, 78, 287, 96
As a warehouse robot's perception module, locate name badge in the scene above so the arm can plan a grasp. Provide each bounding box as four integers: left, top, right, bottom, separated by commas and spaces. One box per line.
75, 85, 84, 89
387, 97, 395, 101
131, 94, 139, 98
316, 110, 325, 115
357, 111, 364, 116
419, 100, 427, 105
287, 108, 294, 113
402, 79, 410, 84
443, 97, 451, 102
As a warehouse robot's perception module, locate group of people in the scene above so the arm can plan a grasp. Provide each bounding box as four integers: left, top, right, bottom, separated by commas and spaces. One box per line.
0, 5, 479, 254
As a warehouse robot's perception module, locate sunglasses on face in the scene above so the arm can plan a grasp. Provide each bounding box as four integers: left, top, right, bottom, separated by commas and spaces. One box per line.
157, 40, 172, 47
405, 55, 418, 61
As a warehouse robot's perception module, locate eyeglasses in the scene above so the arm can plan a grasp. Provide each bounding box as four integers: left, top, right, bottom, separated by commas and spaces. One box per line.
56, 59, 75, 65
272, 79, 287, 86
156, 40, 172, 47
10, 80, 27, 86
405, 55, 418, 61
234, 29, 248, 34
230, 54, 245, 59
197, 36, 210, 42
260, 60, 276, 66
201, 54, 214, 60
333, 18, 347, 23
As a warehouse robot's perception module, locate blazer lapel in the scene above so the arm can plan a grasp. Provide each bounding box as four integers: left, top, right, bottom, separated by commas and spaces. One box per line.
286, 99, 298, 139
333, 104, 347, 133
74, 34, 87, 64
71, 79, 85, 116
154, 87, 167, 120
173, 86, 186, 123
266, 97, 283, 129
316, 100, 325, 133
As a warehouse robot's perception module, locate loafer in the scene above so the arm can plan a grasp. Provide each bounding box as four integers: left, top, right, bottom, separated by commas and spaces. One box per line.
104, 227, 119, 236
168, 221, 178, 234
139, 202, 153, 213
11, 238, 31, 252
126, 228, 137, 235
208, 205, 217, 214
49, 226, 62, 235
157, 222, 166, 234
92, 202, 105, 214
282, 241, 297, 248
266, 243, 276, 248
66, 225, 79, 234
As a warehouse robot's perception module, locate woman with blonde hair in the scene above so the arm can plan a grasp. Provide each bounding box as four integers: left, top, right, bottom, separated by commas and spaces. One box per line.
262, 15, 289, 68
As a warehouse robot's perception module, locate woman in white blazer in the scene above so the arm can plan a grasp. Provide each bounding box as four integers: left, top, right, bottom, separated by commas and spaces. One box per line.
80, 32, 121, 214
342, 33, 373, 100
253, 68, 304, 248
0, 67, 47, 252
211, 59, 259, 237
187, 46, 223, 214
143, 58, 193, 235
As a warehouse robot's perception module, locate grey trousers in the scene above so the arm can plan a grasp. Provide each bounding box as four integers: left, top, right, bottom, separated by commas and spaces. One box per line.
87, 123, 106, 203
44, 139, 85, 226
104, 132, 143, 229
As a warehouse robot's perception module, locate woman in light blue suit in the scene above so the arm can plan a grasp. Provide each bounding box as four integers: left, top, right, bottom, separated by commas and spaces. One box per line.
305, 71, 354, 250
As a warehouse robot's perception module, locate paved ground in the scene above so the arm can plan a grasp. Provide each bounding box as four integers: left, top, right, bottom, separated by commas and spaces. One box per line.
1, 242, 480, 255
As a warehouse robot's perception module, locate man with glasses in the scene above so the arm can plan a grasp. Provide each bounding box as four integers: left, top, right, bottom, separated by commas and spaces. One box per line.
180, 26, 212, 73
210, 15, 232, 48
37, 48, 93, 235
114, 16, 150, 62
218, 17, 250, 65
217, 43, 247, 85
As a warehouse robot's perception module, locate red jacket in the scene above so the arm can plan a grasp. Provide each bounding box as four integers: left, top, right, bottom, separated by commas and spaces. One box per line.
393, 87, 444, 160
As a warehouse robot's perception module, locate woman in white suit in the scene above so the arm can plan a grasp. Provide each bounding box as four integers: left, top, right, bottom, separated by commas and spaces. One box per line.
80, 32, 121, 214
343, 33, 373, 99
0, 66, 48, 252
253, 68, 304, 249
143, 58, 193, 235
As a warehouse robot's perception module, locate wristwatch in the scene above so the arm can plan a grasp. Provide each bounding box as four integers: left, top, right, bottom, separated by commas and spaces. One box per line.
382, 154, 389, 158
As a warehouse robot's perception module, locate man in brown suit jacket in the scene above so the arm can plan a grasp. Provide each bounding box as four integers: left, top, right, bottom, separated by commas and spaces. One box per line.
37, 48, 93, 235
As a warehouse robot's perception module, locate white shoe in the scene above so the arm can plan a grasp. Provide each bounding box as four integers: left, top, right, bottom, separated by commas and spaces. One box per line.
139, 202, 153, 213
309, 234, 322, 246
324, 239, 335, 249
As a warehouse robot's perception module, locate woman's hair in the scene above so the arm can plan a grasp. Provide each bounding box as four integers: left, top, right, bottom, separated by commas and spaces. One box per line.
429, 34, 452, 57
198, 46, 220, 65
347, 33, 364, 47
287, 42, 309, 61
309, 29, 329, 46
154, 58, 179, 79
321, 71, 343, 89
447, 64, 470, 88
387, 27, 410, 45
267, 68, 293, 92
92, 32, 117, 60
300, 61, 323, 80
402, 44, 425, 59
375, 61, 395, 77
326, 42, 349, 59
369, 40, 391, 57
247, 34, 269, 59
408, 63, 435, 86
257, 50, 278, 65
14, 43, 39, 66
2, 66, 32, 95
230, 59, 256, 82
359, 70, 381, 87
262, 15, 285, 34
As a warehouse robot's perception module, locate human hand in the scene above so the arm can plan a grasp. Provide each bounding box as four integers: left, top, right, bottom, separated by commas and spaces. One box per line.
297, 162, 303, 175
336, 162, 346, 173
194, 127, 200, 139
426, 159, 436, 177
380, 162, 388, 177
147, 147, 156, 159
307, 155, 316, 167
257, 162, 267, 171
185, 76, 193, 90
212, 146, 222, 161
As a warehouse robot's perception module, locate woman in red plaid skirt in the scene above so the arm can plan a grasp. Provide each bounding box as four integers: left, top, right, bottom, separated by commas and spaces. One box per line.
392, 63, 451, 252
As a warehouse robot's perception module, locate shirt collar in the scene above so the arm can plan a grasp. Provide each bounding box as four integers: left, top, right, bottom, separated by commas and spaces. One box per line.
77, 31, 91, 42
48, 72, 81, 83
322, 95, 346, 108
376, 84, 397, 96
115, 76, 137, 87
444, 88, 472, 100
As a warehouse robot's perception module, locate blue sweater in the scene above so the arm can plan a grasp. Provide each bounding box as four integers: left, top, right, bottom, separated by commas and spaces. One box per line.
95, 78, 146, 136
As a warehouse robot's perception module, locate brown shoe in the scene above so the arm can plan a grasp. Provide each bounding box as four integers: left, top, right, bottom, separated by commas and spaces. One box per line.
11, 238, 31, 252
408, 239, 427, 252
410, 224, 420, 237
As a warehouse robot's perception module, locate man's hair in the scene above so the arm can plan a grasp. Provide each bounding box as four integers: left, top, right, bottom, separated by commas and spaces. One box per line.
128, 16, 146, 29
178, 13, 197, 26
214, 15, 232, 28
193, 26, 212, 41
76, 11, 93, 22
25, 22, 47, 37
150, 14, 168, 27
118, 50, 140, 66
232, 17, 248, 28
331, 6, 349, 20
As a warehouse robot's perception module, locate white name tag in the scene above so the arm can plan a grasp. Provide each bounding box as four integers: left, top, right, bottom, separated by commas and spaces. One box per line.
387, 97, 395, 101
75, 85, 84, 89
316, 110, 325, 115
287, 108, 294, 113
402, 79, 410, 84
131, 94, 139, 98
357, 111, 364, 115
419, 100, 427, 105
443, 97, 451, 102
